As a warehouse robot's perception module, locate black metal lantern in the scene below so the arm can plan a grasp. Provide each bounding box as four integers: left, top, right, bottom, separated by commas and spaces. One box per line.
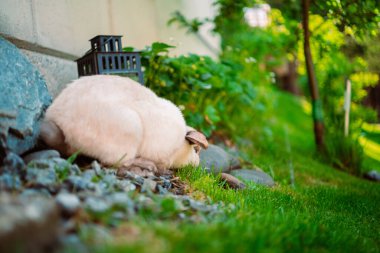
76, 35, 144, 84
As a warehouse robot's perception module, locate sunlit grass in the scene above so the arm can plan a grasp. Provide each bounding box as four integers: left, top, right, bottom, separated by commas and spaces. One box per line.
362, 122, 380, 134
361, 123, 380, 172
300, 98, 312, 115
360, 136, 380, 161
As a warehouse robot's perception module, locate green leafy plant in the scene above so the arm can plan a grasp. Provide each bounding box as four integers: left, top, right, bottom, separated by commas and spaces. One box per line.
134, 42, 260, 138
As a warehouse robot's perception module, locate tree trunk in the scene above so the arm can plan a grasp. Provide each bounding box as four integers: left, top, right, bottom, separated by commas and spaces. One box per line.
302, 0, 325, 151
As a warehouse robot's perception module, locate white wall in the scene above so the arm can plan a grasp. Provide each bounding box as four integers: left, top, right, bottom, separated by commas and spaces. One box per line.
0, 0, 220, 95
0, 0, 220, 56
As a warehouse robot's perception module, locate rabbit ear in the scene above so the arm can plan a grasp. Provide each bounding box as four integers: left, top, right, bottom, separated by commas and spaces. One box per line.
185, 130, 208, 149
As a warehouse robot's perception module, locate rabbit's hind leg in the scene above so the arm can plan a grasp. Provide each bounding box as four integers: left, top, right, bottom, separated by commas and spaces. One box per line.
40, 120, 75, 156
116, 157, 158, 177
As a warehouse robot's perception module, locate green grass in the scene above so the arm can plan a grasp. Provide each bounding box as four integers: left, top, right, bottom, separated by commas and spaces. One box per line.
361, 123, 380, 172
91, 90, 380, 253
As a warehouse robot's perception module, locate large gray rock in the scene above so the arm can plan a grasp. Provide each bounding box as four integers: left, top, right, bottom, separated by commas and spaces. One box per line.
230, 168, 275, 187
200, 144, 240, 174
0, 37, 52, 158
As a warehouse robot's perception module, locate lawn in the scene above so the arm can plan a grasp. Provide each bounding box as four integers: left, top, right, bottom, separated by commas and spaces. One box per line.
90, 90, 380, 253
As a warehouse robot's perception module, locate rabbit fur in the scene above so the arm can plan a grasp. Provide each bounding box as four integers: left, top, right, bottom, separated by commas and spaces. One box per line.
41, 75, 208, 172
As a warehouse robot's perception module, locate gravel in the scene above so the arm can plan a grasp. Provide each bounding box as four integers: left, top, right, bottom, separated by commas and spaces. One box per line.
0, 149, 235, 252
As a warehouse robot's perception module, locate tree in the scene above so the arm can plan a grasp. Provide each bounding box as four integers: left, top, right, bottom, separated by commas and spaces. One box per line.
302, 0, 324, 151
269, 0, 379, 152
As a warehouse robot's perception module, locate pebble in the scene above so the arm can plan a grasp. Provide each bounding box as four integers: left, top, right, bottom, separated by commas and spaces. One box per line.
157, 184, 169, 195
23, 150, 60, 164
109, 192, 131, 206
0, 153, 230, 250
64, 175, 95, 192
82, 169, 96, 181
84, 196, 111, 217
0, 173, 22, 191
141, 178, 157, 193
25, 168, 57, 189
102, 174, 118, 187
1, 152, 25, 174
160, 176, 172, 189
20, 188, 51, 199
115, 179, 136, 192
91, 160, 103, 177
70, 164, 82, 176
56, 192, 81, 216
28, 157, 70, 170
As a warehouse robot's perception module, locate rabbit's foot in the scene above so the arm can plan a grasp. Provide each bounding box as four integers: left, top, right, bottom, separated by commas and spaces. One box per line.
117, 158, 158, 177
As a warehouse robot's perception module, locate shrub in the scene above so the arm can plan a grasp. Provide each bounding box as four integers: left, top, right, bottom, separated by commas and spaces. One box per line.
127, 42, 261, 139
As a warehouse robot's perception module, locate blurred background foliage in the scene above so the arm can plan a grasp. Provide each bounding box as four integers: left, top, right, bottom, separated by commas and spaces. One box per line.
125, 0, 379, 175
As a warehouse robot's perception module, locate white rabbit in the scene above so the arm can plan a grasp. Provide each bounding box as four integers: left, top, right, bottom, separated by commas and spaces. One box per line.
40, 75, 208, 175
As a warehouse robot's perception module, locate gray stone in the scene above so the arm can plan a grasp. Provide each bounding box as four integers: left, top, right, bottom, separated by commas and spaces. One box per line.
70, 164, 82, 175
200, 144, 240, 174
0, 151, 25, 174
56, 192, 81, 216
0, 37, 52, 156
157, 184, 169, 195
108, 192, 133, 211
108, 192, 135, 217
115, 179, 136, 192
27, 157, 71, 174
117, 169, 145, 185
26, 168, 57, 188
20, 188, 51, 199
82, 169, 96, 181
102, 174, 118, 186
64, 175, 95, 192
230, 169, 275, 187
0, 193, 60, 253
91, 160, 103, 177
23, 149, 60, 164
364, 170, 380, 182
0, 173, 22, 191
95, 173, 118, 193
159, 176, 172, 189
84, 196, 111, 216
141, 178, 157, 193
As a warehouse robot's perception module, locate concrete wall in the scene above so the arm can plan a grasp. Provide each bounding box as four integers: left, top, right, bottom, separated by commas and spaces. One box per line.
0, 0, 220, 96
